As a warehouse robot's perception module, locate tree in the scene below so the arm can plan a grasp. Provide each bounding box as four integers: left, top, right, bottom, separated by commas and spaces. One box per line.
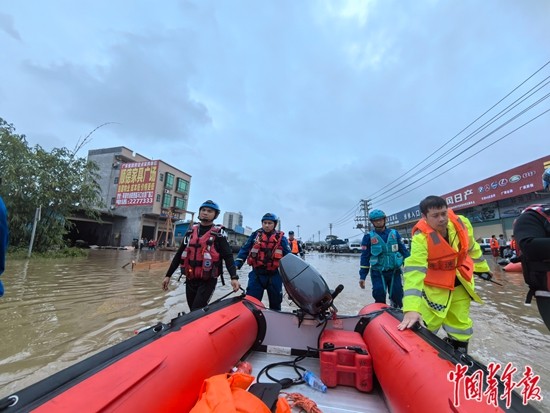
0, 117, 104, 252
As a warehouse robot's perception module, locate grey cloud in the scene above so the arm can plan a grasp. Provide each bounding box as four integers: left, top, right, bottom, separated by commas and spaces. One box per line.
0, 13, 21, 41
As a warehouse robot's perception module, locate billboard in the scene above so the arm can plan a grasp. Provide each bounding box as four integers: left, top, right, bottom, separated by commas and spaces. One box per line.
387, 155, 550, 226
441, 155, 550, 210
115, 161, 158, 206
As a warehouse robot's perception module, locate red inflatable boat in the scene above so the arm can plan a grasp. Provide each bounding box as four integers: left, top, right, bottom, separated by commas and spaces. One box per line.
0, 255, 539, 413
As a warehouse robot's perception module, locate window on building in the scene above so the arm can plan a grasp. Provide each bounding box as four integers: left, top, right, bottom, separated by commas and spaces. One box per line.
162, 193, 172, 209
159, 173, 164, 182
176, 178, 189, 193
114, 177, 119, 184
110, 197, 116, 205
156, 194, 161, 202
165, 173, 174, 189
174, 197, 186, 211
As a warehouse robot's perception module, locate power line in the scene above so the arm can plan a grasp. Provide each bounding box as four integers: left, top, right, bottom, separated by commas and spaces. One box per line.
366, 60, 550, 203
376, 106, 550, 207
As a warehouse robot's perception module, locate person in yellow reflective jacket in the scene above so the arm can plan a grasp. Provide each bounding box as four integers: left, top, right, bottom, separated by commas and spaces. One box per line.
397, 195, 492, 353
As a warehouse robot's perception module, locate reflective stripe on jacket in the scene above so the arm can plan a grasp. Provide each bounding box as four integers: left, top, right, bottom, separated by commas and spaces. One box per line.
181, 224, 222, 280
411, 209, 473, 289
247, 230, 284, 271
403, 210, 490, 316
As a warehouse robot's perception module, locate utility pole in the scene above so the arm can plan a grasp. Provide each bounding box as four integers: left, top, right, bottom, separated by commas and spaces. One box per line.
356, 199, 372, 232
329, 223, 332, 236
296, 224, 300, 238
318, 230, 320, 243
28, 205, 42, 258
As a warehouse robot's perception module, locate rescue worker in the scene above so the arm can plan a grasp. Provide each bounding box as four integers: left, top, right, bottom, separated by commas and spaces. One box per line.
397, 195, 492, 353
359, 209, 410, 308
513, 167, 550, 330
162, 200, 239, 311
235, 213, 291, 310
489, 235, 499, 263
509, 234, 518, 258
288, 231, 304, 257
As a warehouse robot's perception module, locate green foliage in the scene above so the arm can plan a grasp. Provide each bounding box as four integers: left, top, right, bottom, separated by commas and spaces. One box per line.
0, 117, 105, 252
7, 246, 89, 259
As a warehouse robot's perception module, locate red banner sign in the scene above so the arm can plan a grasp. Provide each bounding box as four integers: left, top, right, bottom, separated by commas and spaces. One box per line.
441, 156, 550, 210
115, 161, 158, 206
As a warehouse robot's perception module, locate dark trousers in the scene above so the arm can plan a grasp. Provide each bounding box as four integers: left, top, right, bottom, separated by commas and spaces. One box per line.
370, 269, 404, 308
246, 269, 283, 310
186, 278, 217, 311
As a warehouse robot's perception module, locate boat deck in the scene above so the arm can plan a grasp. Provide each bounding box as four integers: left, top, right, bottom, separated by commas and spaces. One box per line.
247, 351, 390, 413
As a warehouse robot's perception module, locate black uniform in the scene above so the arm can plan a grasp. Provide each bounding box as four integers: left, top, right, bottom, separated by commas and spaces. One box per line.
513, 205, 550, 330
165, 224, 237, 311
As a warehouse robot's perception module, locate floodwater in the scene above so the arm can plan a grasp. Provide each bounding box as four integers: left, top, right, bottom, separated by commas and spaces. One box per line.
0, 249, 548, 412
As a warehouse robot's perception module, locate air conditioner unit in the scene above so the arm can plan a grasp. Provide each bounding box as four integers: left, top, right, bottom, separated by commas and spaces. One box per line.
110, 205, 116, 210
164, 189, 170, 194
182, 193, 188, 200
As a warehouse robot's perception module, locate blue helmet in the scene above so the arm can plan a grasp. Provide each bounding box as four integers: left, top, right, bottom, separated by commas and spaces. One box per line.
543, 168, 550, 191
369, 209, 386, 221
261, 212, 278, 224
199, 200, 220, 218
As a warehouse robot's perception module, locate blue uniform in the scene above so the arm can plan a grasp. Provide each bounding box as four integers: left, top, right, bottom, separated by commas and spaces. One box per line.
0, 196, 8, 297
359, 228, 410, 308
236, 230, 291, 310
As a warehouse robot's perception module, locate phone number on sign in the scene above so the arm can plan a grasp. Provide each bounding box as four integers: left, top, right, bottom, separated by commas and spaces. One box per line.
116, 197, 153, 206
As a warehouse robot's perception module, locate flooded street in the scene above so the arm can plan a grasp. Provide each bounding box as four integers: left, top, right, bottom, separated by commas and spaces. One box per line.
1, 249, 548, 412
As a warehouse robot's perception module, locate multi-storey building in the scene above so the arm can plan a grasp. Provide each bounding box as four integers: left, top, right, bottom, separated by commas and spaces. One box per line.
80, 146, 192, 247
222, 211, 243, 231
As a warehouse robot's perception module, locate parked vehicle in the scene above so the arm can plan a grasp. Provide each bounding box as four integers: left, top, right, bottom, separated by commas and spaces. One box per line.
349, 242, 362, 253
477, 238, 492, 254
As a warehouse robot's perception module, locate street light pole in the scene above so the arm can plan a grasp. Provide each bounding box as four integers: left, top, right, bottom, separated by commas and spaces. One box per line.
296, 225, 300, 238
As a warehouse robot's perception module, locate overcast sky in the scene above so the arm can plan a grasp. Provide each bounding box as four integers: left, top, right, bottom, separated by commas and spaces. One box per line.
1, 0, 549, 243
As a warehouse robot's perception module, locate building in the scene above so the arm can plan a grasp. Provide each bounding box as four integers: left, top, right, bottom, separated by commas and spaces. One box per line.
74, 146, 192, 247
223, 211, 243, 231
386, 155, 550, 242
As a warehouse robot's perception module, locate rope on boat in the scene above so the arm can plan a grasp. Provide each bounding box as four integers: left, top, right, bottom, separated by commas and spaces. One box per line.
282, 392, 322, 413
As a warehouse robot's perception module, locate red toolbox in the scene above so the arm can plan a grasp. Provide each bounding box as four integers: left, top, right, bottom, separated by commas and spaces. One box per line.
319, 329, 373, 392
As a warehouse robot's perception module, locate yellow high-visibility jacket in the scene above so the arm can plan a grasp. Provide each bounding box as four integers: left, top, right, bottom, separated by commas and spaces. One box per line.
403, 213, 490, 317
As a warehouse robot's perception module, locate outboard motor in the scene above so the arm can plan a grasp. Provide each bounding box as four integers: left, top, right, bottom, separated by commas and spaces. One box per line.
279, 254, 343, 320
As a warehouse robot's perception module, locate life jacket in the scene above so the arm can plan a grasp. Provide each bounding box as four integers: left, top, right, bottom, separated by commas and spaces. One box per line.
190, 372, 291, 413
289, 239, 300, 254
515, 204, 550, 303
489, 238, 498, 249
247, 230, 284, 271
412, 209, 473, 290
369, 229, 404, 271
181, 224, 222, 280
510, 238, 517, 252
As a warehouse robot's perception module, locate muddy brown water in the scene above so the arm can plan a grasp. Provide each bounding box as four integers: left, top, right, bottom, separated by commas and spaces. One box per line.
0, 250, 548, 412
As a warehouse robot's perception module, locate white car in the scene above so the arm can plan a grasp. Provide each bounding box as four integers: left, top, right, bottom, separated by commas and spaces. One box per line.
349, 243, 362, 253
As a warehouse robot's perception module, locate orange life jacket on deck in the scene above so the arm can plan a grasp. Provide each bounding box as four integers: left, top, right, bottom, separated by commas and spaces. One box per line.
412, 209, 473, 290
510, 238, 517, 252
489, 238, 498, 249
181, 224, 222, 280
247, 230, 284, 271
190, 373, 291, 413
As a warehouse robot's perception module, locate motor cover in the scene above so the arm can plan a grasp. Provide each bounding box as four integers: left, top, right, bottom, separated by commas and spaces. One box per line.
279, 254, 333, 316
